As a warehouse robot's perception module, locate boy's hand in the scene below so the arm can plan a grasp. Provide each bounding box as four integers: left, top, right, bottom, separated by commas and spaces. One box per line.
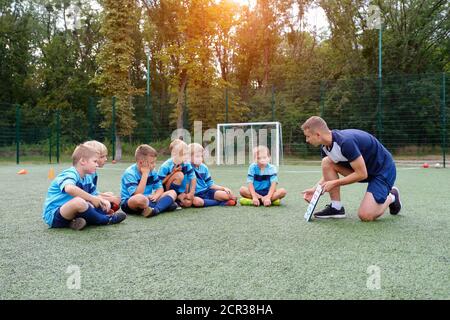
223, 187, 232, 194
90, 197, 102, 208
301, 187, 315, 203
262, 195, 272, 207
252, 197, 260, 207
99, 198, 111, 212
140, 159, 151, 175
148, 194, 159, 202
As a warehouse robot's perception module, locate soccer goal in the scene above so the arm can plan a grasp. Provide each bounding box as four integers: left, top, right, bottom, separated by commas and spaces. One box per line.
216, 122, 283, 166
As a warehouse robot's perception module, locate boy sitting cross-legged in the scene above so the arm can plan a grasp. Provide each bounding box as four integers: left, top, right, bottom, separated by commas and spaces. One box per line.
120, 144, 177, 218
239, 145, 287, 207
189, 143, 237, 207
158, 139, 196, 208
42, 144, 126, 231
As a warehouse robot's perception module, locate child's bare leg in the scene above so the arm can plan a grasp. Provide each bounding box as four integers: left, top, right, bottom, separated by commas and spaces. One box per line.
127, 194, 149, 211
193, 196, 205, 207
214, 190, 232, 201
166, 171, 184, 189
239, 186, 252, 199
161, 190, 177, 201
270, 188, 287, 201
59, 197, 89, 220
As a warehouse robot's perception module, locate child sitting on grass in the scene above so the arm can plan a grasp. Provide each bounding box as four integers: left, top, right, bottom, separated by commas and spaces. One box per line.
239, 145, 287, 207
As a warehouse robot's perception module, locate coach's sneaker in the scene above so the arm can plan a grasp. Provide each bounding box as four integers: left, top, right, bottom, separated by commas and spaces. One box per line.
239, 198, 253, 206
272, 199, 281, 206
314, 204, 346, 219
389, 187, 402, 215
108, 212, 127, 224
70, 217, 87, 231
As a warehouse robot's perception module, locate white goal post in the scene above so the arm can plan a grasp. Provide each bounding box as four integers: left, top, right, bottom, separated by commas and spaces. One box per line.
216, 122, 283, 166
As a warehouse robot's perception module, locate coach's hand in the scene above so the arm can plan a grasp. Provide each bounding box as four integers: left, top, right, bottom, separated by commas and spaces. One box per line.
321, 180, 339, 193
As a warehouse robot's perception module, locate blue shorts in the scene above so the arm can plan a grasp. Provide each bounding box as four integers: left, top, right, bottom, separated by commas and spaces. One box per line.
255, 188, 270, 197
164, 182, 184, 195
365, 165, 396, 204
196, 188, 217, 200
120, 199, 159, 215
51, 208, 72, 228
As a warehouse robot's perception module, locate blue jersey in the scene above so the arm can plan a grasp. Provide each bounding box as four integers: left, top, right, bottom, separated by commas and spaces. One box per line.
247, 163, 278, 191
193, 163, 214, 195
42, 167, 98, 227
120, 164, 162, 204
321, 129, 395, 179
157, 158, 195, 193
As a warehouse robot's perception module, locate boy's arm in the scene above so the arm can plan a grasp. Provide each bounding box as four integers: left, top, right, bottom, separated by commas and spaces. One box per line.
263, 182, 277, 201
248, 182, 260, 199
149, 187, 164, 202
65, 184, 102, 208
135, 161, 151, 195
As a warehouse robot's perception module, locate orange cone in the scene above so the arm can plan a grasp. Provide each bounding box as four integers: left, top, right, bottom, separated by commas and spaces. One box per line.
17, 169, 28, 175
48, 168, 55, 180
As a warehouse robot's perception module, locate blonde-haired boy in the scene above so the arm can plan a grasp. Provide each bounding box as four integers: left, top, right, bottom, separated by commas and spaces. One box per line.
120, 144, 177, 217
157, 139, 196, 207
42, 144, 126, 230
239, 145, 287, 206
189, 143, 236, 207
83, 140, 120, 213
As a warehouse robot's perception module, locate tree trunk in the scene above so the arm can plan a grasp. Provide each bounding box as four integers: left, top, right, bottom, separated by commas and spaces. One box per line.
176, 69, 188, 129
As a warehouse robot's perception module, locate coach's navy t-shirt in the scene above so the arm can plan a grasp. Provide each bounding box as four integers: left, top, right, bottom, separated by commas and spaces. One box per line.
321, 129, 394, 179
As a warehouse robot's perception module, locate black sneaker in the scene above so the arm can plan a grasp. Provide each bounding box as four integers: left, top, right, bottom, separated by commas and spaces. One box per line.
314, 204, 346, 219
108, 212, 127, 224
389, 187, 402, 215
70, 218, 87, 231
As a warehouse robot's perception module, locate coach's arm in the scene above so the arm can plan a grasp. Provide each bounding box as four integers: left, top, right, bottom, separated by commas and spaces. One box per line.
321, 155, 368, 193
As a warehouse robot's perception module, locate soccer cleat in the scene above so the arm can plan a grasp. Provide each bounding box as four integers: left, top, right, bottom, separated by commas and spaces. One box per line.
239, 198, 253, 206
314, 204, 346, 219
272, 199, 281, 206
70, 218, 87, 231
108, 212, 127, 224
389, 187, 402, 215
141, 207, 156, 218
224, 199, 237, 206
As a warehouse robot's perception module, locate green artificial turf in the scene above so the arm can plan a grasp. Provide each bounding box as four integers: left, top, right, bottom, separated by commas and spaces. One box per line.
0, 162, 449, 299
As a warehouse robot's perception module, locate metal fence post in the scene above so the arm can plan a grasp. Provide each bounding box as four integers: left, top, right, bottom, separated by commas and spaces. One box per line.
442, 73, 447, 168
15, 104, 20, 164
112, 97, 116, 160
56, 109, 60, 164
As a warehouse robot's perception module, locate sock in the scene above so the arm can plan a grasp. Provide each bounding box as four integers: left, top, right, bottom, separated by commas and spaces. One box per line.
154, 195, 174, 214
331, 201, 342, 210
203, 199, 221, 207
79, 206, 111, 225
390, 194, 396, 203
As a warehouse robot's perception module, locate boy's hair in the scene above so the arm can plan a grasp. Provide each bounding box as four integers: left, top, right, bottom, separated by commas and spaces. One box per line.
170, 139, 188, 157
253, 145, 271, 159
135, 144, 157, 161
169, 139, 186, 152
300, 116, 329, 133
83, 140, 107, 155
72, 144, 98, 166
189, 143, 204, 155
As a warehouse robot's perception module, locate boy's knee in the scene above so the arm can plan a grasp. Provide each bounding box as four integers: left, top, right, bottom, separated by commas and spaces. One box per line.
239, 186, 248, 196
171, 171, 184, 184
321, 157, 334, 169
279, 188, 287, 197
182, 198, 193, 207
133, 194, 149, 206
73, 197, 88, 210
193, 197, 204, 207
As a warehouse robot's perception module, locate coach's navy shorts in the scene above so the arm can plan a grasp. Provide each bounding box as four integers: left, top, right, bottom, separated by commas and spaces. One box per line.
365, 164, 396, 204
196, 188, 217, 200
51, 208, 72, 228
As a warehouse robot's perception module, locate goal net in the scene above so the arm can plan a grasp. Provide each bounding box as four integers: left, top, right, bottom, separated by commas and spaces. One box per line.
216, 122, 283, 166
